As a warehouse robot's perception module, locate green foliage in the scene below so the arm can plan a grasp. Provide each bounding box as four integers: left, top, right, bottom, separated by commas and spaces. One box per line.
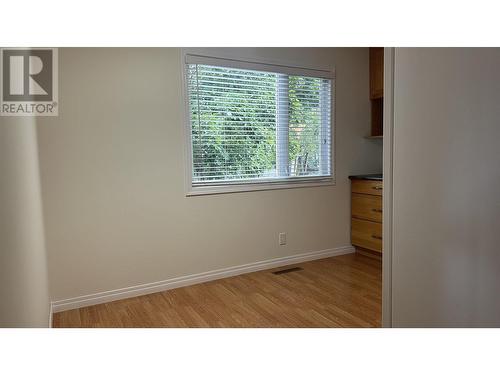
288, 76, 321, 176
189, 65, 323, 182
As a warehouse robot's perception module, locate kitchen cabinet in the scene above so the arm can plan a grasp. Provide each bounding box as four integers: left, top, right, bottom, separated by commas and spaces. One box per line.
370, 47, 384, 99
349, 175, 383, 254
369, 47, 384, 137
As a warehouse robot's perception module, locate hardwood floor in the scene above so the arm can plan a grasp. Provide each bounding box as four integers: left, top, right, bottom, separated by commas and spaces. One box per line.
53, 253, 381, 328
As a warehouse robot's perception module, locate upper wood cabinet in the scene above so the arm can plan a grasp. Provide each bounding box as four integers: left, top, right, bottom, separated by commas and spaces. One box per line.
369, 47, 384, 99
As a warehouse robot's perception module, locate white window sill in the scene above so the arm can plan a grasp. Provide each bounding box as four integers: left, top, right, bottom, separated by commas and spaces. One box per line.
186, 177, 335, 196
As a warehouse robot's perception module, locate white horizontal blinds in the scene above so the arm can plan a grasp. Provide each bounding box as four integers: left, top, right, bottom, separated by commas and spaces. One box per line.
320, 78, 332, 176
187, 58, 333, 185
276, 73, 289, 177
188, 64, 278, 183
186, 54, 332, 79
287, 75, 331, 177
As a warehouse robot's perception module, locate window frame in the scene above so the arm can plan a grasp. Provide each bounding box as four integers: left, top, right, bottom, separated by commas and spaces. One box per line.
182, 52, 336, 196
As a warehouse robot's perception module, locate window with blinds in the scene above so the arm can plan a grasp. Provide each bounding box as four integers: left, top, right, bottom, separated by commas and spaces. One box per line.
185, 55, 334, 193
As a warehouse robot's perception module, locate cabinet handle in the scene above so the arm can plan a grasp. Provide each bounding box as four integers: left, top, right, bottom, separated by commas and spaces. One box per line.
372, 235, 382, 240
371, 208, 382, 213
372, 186, 383, 190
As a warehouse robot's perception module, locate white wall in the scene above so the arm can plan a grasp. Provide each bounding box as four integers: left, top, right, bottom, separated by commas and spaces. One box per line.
392, 48, 500, 327
0, 117, 50, 327
36, 48, 382, 302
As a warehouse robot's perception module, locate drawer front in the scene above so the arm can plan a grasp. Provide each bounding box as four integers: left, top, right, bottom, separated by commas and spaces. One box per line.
352, 193, 382, 223
351, 179, 383, 196
352, 218, 382, 253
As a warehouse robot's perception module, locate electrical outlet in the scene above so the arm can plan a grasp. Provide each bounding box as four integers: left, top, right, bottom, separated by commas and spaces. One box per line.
279, 232, 286, 245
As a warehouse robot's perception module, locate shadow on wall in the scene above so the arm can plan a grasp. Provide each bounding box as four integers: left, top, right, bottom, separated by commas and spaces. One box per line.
0, 116, 50, 327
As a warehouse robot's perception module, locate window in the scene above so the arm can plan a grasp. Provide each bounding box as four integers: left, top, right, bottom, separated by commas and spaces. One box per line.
185, 55, 334, 195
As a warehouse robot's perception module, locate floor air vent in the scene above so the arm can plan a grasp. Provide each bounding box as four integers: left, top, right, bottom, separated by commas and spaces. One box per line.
272, 267, 303, 275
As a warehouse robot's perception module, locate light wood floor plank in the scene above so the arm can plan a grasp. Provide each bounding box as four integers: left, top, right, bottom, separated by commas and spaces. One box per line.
53, 253, 381, 328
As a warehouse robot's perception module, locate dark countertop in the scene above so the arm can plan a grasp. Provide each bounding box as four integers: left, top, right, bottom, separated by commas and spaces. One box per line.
348, 174, 383, 181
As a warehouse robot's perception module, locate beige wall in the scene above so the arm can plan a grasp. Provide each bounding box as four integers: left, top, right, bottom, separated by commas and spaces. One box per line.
392, 48, 500, 327
37, 48, 382, 301
0, 117, 50, 327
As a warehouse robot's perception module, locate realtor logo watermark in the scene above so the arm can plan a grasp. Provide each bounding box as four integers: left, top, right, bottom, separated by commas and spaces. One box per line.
1, 48, 58, 116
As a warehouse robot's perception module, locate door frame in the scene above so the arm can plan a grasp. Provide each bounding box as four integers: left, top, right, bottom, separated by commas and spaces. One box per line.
382, 47, 395, 328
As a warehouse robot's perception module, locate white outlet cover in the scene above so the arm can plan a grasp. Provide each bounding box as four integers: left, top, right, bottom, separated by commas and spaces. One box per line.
279, 232, 286, 245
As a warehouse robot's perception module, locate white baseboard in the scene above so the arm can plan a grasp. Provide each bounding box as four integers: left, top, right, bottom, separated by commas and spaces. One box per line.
51, 245, 355, 313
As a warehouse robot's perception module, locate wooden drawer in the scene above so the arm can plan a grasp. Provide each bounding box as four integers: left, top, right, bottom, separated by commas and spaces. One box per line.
351, 179, 383, 196
352, 218, 382, 253
352, 193, 382, 223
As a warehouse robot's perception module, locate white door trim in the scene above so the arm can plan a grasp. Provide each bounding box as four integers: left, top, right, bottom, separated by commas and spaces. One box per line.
382, 47, 395, 328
